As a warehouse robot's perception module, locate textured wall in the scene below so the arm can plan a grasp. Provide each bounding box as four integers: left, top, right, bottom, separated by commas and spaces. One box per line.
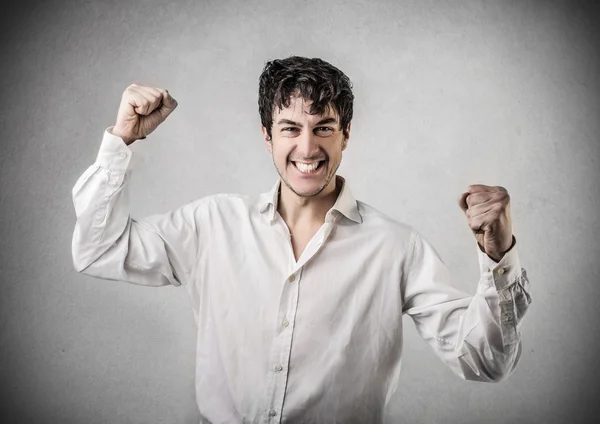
1, 0, 598, 423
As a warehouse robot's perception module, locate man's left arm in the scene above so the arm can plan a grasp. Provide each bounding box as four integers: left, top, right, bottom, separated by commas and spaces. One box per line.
465, 234, 531, 381
403, 185, 531, 382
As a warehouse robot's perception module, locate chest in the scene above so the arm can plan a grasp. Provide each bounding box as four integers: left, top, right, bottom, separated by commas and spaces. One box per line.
191, 226, 407, 422
289, 229, 320, 262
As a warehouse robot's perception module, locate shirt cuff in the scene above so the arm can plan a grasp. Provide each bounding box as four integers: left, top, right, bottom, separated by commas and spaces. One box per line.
95, 126, 134, 172
476, 236, 522, 290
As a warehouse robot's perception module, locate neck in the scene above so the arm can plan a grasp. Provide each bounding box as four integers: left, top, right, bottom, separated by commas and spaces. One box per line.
278, 176, 342, 229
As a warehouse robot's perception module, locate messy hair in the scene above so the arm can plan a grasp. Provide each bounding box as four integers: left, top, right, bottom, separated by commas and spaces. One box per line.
258, 56, 354, 139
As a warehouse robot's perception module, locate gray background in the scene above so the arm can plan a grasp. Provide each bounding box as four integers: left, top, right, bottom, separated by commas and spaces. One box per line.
1, 0, 598, 423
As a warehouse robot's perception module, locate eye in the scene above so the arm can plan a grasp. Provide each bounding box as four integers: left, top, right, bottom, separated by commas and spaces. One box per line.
282, 127, 299, 133
315, 127, 334, 135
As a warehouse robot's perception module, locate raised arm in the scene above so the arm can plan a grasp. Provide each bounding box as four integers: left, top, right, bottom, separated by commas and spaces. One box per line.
403, 231, 530, 382
402, 185, 531, 382
72, 84, 203, 287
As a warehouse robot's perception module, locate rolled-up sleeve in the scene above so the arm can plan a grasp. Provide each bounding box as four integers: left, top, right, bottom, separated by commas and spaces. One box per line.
402, 231, 531, 382
72, 127, 205, 287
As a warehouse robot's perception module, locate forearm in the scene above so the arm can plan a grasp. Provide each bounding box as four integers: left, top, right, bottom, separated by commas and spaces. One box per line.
452, 244, 531, 382
72, 129, 132, 272
404, 232, 532, 383
71, 128, 181, 286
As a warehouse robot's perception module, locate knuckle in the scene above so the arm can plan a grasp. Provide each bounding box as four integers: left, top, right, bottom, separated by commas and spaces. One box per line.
125, 86, 138, 96
497, 191, 510, 203
491, 202, 503, 212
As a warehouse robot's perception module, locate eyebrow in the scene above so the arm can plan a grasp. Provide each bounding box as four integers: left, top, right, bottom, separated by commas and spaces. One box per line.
276, 117, 339, 127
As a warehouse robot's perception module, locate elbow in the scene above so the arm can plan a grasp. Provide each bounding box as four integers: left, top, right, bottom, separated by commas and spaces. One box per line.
459, 362, 516, 383
71, 232, 97, 274
72, 248, 100, 277
458, 341, 523, 383
72, 252, 91, 274
472, 364, 516, 383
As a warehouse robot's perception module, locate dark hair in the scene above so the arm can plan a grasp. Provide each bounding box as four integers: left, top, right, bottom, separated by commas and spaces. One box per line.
258, 56, 354, 139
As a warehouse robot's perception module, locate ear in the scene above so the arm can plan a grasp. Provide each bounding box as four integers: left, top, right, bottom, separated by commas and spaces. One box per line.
261, 125, 273, 153
342, 122, 351, 151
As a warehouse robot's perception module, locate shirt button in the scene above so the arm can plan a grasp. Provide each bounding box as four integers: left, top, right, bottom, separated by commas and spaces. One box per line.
282, 319, 289, 327
502, 314, 511, 322
274, 364, 283, 372
497, 268, 505, 275
117, 152, 127, 159
289, 274, 296, 282
268, 409, 277, 416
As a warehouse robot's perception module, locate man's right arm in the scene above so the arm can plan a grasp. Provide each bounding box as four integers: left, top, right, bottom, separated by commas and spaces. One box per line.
71, 127, 203, 287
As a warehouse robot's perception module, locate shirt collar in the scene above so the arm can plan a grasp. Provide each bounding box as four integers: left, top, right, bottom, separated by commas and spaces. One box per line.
259, 175, 363, 225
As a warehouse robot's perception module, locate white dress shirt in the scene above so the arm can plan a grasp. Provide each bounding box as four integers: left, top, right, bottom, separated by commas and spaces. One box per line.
72, 128, 531, 424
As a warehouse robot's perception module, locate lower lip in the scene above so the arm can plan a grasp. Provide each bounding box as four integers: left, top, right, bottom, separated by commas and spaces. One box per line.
291, 161, 326, 177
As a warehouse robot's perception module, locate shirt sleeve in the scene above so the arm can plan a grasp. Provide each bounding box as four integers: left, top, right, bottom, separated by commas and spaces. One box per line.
71, 127, 205, 287
402, 230, 531, 382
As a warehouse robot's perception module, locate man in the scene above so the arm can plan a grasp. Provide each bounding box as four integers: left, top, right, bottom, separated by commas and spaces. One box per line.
72, 56, 531, 423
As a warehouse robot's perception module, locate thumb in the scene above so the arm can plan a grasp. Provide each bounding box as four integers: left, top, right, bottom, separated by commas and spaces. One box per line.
153, 90, 178, 121
161, 90, 178, 109
458, 192, 469, 213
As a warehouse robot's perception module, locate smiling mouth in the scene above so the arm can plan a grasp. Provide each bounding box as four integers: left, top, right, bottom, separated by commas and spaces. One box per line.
291, 160, 327, 174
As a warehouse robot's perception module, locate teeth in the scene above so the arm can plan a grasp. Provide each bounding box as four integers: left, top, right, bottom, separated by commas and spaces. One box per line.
295, 161, 320, 173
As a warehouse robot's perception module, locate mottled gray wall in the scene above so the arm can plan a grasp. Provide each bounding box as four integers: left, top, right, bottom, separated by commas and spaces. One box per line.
1, 0, 598, 423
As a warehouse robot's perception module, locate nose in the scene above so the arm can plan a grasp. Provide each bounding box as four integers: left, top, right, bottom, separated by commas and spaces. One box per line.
295, 131, 321, 160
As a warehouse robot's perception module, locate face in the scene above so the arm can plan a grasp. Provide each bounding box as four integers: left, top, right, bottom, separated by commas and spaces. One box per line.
261, 96, 350, 198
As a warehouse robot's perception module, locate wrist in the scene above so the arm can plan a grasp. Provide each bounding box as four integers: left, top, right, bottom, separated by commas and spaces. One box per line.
479, 235, 516, 262
110, 126, 137, 145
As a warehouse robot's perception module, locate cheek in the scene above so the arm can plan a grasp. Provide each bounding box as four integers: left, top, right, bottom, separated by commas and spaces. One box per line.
272, 147, 291, 165
329, 147, 342, 162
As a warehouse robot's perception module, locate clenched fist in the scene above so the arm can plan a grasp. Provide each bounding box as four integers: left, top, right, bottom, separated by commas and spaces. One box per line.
111, 83, 178, 145
458, 185, 515, 262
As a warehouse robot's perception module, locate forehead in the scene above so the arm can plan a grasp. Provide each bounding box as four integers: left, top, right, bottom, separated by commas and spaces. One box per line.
274, 96, 338, 123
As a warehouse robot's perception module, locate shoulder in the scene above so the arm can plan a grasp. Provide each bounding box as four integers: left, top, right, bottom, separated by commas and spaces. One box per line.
355, 200, 418, 246
188, 192, 265, 217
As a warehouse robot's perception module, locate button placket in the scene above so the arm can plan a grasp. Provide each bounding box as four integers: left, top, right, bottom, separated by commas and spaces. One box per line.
265, 268, 301, 422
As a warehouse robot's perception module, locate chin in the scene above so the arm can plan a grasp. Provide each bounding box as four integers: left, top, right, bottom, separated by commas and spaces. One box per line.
293, 187, 327, 198
286, 178, 330, 198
